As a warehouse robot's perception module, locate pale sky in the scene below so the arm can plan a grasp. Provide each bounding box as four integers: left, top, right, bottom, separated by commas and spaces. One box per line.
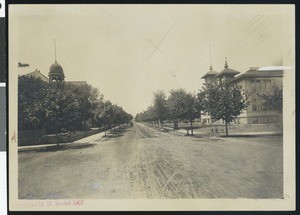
10, 5, 293, 116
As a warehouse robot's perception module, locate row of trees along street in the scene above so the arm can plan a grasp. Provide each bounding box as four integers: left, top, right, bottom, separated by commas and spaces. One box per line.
18, 76, 133, 138
136, 80, 283, 137
136, 82, 249, 137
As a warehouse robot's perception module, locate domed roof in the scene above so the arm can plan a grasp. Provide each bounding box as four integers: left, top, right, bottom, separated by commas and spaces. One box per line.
49, 61, 64, 79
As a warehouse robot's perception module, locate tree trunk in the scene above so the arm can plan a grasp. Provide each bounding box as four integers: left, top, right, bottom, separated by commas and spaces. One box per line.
190, 121, 193, 136
55, 126, 59, 146
225, 120, 228, 137
174, 119, 178, 130
84, 120, 86, 131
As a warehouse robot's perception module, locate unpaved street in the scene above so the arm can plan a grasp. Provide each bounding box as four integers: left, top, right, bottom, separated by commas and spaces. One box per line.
18, 123, 283, 199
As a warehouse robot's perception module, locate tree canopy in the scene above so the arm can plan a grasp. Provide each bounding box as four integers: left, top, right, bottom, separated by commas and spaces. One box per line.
153, 90, 168, 127
18, 76, 132, 136
261, 85, 283, 113
135, 83, 248, 137
167, 89, 188, 129
203, 82, 249, 136
135, 88, 205, 134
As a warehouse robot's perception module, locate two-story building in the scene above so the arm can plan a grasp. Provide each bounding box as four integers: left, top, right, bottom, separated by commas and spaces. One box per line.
201, 60, 283, 125
231, 67, 283, 124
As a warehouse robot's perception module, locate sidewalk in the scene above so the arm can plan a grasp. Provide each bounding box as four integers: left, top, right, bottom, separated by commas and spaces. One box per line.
153, 125, 282, 137
18, 130, 111, 153
220, 131, 283, 137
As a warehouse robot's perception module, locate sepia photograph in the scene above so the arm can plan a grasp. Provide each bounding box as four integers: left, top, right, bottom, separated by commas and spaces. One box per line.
8, 4, 295, 211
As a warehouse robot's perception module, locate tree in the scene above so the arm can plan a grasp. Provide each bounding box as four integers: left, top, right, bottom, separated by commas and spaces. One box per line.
167, 89, 188, 130
182, 92, 204, 135
111, 104, 123, 129
18, 76, 49, 130
92, 97, 105, 129
95, 100, 114, 136
43, 83, 80, 143
153, 90, 168, 127
135, 105, 156, 125
261, 85, 283, 113
68, 84, 100, 131
94, 100, 133, 135
203, 82, 249, 136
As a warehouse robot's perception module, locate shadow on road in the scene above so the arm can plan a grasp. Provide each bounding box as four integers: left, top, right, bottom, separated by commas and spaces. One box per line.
105, 126, 131, 139
19, 143, 95, 153
185, 134, 204, 138
219, 133, 283, 138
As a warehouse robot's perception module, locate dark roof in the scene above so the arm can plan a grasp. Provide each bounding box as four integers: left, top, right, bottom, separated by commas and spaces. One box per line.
23, 69, 49, 82
232, 69, 284, 82
49, 61, 64, 78
214, 67, 240, 78
214, 59, 240, 78
201, 69, 219, 79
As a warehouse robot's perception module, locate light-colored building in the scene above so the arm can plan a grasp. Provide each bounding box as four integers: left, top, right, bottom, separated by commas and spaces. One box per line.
201, 60, 283, 125
201, 60, 241, 124
232, 67, 283, 124
201, 65, 218, 124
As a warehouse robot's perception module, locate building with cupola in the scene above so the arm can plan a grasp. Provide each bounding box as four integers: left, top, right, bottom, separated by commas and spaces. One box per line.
21, 41, 89, 130
23, 40, 86, 85
214, 58, 240, 84
201, 59, 283, 125
23, 61, 86, 86
201, 65, 218, 85
49, 61, 65, 82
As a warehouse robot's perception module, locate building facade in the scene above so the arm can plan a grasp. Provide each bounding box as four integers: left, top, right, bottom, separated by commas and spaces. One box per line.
232, 67, 283, 124
201, 61, 283, 125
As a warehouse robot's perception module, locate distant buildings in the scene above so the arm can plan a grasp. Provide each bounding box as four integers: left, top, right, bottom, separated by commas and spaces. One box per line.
21, 60, 89, 130
23, 69, 49, 82
49, 61, 65, 82
201, 60, 283, 125
22, 60, 87, 86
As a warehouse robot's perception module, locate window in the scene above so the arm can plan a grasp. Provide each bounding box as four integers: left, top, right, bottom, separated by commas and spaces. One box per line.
252, 99, 257, 111
251, 80, 256, 92
257, 104, 262, 111
266, 80, 271, 92
261, 80, 266, 92
262, 104, 267, 111
256, 80, 261, 92
253, 118, 258, 124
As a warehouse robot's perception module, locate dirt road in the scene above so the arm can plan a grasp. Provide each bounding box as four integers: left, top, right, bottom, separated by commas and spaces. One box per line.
18, 123, 283, 199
